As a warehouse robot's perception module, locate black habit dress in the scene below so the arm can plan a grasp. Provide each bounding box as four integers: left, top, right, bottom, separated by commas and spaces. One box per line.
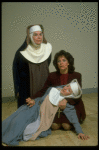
12, 40, 51, 108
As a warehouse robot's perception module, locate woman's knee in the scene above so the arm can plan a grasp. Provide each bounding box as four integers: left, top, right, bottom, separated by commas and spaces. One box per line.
62, 123, 72, 130
51, 123, 61, 130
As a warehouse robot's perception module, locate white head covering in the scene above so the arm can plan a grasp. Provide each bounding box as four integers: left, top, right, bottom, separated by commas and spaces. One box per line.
49, 79, 82, 106
70, 81, 79, 96
29, 25, 42, 34
66, 79, 82, 99
29, 25, 43, 46
20, 25, 52, 63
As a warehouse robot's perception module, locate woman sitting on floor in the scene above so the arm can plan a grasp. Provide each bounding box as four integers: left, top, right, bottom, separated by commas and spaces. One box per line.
27, 50, 86, 131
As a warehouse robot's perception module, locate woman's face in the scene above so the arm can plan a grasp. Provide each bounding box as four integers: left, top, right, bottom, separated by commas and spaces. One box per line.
60, 85, 73, 96
57, 55, 69, 72
32, 31, 43, 45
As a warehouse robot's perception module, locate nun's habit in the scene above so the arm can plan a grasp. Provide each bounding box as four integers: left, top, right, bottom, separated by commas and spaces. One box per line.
23, 79, 84, 141
12, 24, 52, 108
2, 79, 83, 146
2, 87, 52, 146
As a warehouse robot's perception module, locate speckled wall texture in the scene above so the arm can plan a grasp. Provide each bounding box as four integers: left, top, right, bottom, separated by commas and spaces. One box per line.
2, 2, 98, 97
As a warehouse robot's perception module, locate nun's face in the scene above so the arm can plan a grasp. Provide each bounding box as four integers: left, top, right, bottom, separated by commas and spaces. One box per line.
33, 31, 43, 45
60, 85, 73, 96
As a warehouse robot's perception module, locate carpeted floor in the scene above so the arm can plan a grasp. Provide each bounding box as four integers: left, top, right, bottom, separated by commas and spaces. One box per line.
2, 93, 98, 146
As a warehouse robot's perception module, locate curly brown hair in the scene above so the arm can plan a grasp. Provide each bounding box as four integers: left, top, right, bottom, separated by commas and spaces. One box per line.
53, 50, 75, 73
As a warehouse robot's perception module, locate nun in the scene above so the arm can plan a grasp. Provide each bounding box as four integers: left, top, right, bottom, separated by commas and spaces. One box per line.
23, 79, 89, 141
12, 24, 52, 108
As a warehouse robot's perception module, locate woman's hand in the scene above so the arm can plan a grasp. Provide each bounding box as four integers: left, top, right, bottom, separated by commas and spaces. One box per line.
58, 99, 67, 110
78, 133, 90, 140
26, 97, 35, 107
26, 97, 32, 104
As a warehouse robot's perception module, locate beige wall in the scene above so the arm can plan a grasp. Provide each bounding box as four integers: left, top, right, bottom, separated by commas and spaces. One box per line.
2, 2, 98, 97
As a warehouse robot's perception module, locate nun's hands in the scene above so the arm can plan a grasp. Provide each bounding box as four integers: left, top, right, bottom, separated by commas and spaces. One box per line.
26, 97, 35, 107
78, 133, 90, 140
26, 97, 32, 103
58, 99, 67, 110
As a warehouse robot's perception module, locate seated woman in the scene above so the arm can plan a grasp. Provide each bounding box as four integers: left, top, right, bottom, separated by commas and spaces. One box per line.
27, 50, 86, 132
